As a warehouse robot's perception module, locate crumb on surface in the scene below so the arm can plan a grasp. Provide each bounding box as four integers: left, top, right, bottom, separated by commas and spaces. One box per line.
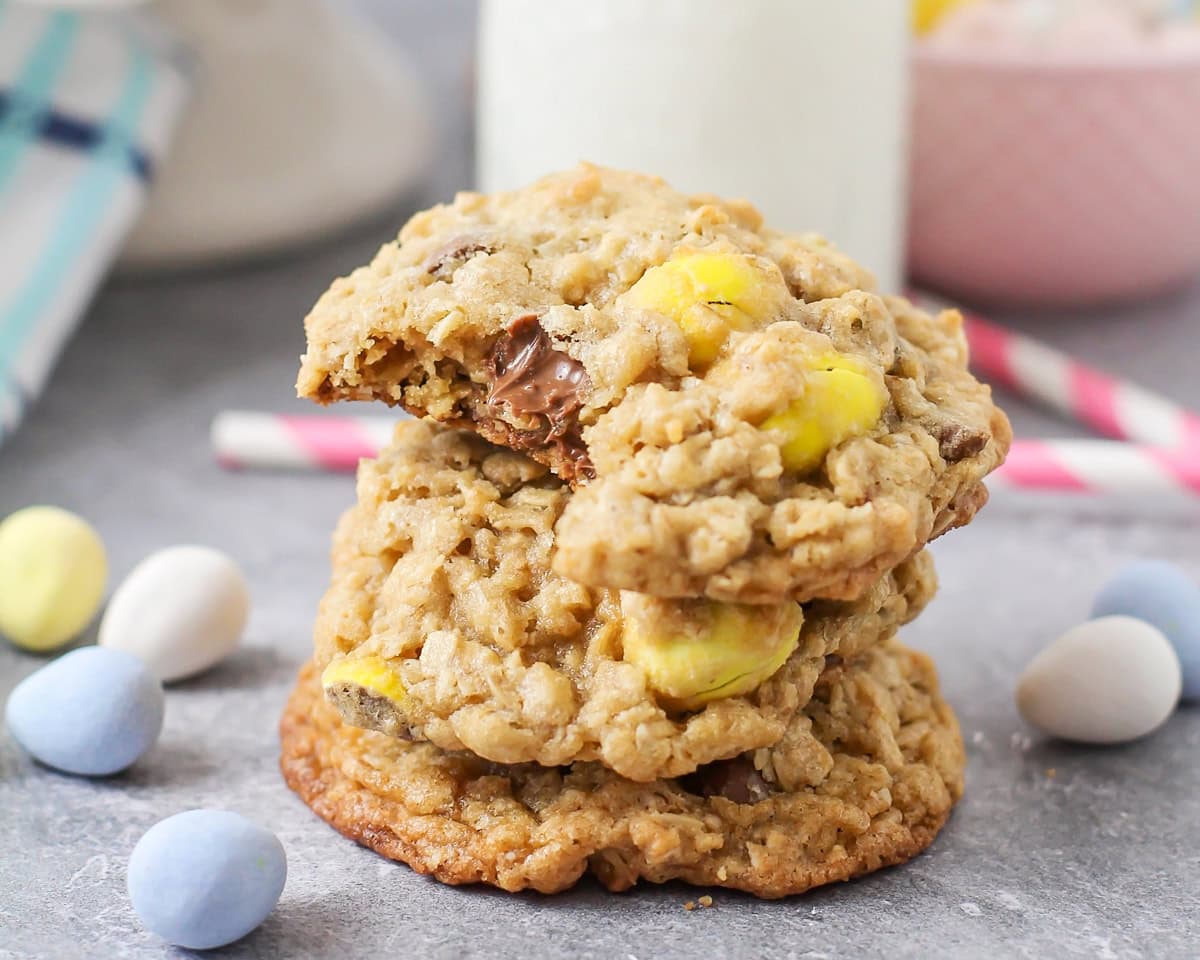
1046, 768, 1056, 778
698, 895, 714, 908
684, 901, 697, 911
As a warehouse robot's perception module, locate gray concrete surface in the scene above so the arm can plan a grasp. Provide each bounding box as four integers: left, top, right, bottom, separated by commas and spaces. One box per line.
2, 3, 1199, 957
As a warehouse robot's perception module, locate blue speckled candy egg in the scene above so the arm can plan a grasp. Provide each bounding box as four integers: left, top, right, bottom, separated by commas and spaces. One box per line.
1093, 560, 1200, 700
128, 810, 287, 950
4, 646, 164, 776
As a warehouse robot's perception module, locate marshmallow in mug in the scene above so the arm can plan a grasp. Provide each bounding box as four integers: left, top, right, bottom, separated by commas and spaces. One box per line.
926, 0, 1200, 51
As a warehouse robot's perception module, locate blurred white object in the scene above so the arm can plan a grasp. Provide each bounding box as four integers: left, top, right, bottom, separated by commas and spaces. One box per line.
120, 0, 433, 269
477, 0, 910, 294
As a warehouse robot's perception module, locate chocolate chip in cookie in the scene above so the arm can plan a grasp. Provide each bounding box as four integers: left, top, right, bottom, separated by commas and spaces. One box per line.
682, 756, 772, 804
423, 234, 495, 277
486, 314, 594, 477
934, 421, 990, 463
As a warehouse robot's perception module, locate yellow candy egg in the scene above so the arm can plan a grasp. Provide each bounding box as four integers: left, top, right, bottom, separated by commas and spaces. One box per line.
761, 354, 888, 474
912, 0, 977, 34
621, 599, 802, 712
321, 655, 408, 706
0, 506, 107, 652
628, 251, 777, 367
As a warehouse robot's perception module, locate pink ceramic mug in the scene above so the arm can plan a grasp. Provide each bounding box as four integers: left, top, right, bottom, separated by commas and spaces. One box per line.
908, 45, 1200, 306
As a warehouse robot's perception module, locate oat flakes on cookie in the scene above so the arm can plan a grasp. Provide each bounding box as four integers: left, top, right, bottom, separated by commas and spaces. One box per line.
314, 420, 936, 782
297, 164, 1010, 605
282, 637, 964, 898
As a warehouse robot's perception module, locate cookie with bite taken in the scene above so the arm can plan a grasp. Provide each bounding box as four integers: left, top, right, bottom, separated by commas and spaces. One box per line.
297, 165, 1009, 605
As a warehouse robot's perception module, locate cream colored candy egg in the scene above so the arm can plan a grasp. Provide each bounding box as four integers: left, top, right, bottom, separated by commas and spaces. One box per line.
1016, 616, 1181, 744
99, 546, 249, 682
0, 506, 107, 652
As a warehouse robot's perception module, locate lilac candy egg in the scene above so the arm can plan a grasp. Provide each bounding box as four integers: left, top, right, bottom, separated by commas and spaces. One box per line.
128, 810, 287, 950
1093, 560, 1200, 700
5, 646, 164, 776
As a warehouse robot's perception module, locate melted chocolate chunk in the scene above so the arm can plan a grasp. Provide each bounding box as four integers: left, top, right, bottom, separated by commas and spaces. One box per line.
682, 756, 772, 804
423, 234, 494, 276
486, 315, 593, 476
934, 422, 989, 463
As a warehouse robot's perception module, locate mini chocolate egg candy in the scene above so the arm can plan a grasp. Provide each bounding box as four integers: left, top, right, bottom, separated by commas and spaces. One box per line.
99, 546, 249, 683
128, 810, 287, 950
1092, 560, 1200, 700
4, 646, 164, 776
0, 506, 107, 652
1016, 616, 1181, 745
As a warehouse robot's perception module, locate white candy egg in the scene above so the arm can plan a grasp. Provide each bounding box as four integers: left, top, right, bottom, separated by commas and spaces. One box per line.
1016, 616, 1181, 744
99, 546, 250, 683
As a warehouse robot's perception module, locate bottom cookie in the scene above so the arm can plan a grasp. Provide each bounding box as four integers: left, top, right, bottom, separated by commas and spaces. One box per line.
280, 639, 964, 898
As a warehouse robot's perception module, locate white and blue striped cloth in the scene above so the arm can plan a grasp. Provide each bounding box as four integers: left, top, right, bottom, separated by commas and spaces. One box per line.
0, 2, 188, 444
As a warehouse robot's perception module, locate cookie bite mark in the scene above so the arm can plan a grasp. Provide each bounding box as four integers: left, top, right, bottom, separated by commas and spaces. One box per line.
485, 314, 595, 480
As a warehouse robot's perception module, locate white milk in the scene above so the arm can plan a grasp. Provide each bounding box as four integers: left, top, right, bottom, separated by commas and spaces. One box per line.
477, 0, 910, 293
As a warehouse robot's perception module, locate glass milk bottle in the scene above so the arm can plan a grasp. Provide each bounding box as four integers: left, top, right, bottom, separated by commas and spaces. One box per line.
477, 0, 911, 293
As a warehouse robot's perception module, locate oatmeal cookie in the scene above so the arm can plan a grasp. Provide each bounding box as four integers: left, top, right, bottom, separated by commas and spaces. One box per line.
314, 421, 936, 782
297, 164, 1009, 604
281, 638, 964, 898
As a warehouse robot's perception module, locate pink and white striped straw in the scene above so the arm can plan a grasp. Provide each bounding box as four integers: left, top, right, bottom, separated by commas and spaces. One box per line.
211, 410, 402, 473
211, 411, 1200, 496
996, 439, 1200, 495
956, 308, 1200, 449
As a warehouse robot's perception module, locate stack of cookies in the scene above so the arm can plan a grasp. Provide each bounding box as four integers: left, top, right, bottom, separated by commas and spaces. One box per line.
281, 166, 1010, 898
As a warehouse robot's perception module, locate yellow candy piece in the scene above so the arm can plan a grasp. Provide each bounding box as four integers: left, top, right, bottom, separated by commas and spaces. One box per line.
628, 251, 776, 367
761, 354, 888, 474
0, 506, 107, 653
912, 0, 976, 34
321, 655, 407, 705
622, 601, 801, 712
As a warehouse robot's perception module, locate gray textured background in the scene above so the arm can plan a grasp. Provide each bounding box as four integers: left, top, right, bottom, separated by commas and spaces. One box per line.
3, 3, 1200, 958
